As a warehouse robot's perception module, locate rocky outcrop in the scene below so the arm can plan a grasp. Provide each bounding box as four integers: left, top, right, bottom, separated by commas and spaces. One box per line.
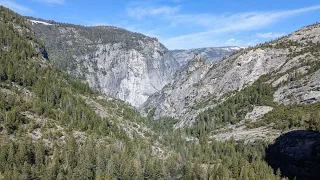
142, 54, 213, 118
38, 47, 48, 60
72, 42, 179, 107
274, 69, 320, 105
266, 130, 320, 180
244, 106, 274, 122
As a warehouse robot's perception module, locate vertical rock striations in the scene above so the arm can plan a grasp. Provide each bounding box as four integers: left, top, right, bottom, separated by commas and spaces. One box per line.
29, 18, 238, 107
29, 20, 179, 107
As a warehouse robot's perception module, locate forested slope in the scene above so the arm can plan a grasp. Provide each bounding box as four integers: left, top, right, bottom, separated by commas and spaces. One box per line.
0, 6, 284, 180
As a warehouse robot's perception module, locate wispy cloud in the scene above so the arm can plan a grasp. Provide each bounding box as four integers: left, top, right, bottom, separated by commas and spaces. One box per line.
32, 0, 65, 5
126, 5, 180, 19
159, 5, 320, 49
0, 0, 33, 14
257, 32, 286, 38
225, 38, 237, 46
227, 38, 235, 42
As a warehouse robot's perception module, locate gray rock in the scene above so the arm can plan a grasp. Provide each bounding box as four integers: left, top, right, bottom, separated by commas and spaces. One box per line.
245, 106, 274, 122
274, 69, 320, 105
143, 23, 320, 127
143, 48, 288, 126
29, 19, 237, 107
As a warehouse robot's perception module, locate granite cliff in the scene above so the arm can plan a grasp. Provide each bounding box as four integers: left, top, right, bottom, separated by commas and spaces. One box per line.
29, 18, 238, 107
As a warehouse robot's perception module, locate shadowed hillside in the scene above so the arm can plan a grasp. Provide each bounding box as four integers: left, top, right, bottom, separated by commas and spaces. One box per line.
266, 130, 320, 180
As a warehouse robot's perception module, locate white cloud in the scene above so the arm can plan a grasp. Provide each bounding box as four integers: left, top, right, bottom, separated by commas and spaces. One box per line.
224, 38, 238, 46
126, 5, 180, 19
0, 0, 33, 14
161, 5, 320, 49
170, 5, 320, 32
257, 32, 285, 38
227, 38, 235, 42
32, 0, 65, 5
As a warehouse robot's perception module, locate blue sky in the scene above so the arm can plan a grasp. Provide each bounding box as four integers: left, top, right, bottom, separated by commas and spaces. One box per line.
1, 0, 320, 49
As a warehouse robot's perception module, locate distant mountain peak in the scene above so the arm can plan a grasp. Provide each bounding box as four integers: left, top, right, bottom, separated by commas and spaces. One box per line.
169, 46, 240, 66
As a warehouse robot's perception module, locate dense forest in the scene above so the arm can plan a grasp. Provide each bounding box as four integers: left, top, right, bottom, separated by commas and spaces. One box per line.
1, 5, 318, 180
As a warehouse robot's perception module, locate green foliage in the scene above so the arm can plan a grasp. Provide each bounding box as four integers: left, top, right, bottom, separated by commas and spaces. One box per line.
250, 102, 320, 131
147, 116, 179, 134
0, 133, 281, 180
191, 75, 276, 137
0, 5, 114, 137
0, 6, 285, 180
147, 108, 156, 120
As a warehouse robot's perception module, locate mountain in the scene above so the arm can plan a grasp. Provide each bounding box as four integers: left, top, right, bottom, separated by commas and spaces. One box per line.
169, 46, 241, 66
140, 23, 320, 178
0, 6, 173, 179
2, 5, 320, 180
143, 23, 320, 129
1, 6, 287, 180
28, 18, 238, 107
27, 18, 179, 107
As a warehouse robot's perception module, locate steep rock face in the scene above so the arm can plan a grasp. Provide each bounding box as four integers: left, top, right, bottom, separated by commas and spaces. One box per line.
29, 20, 179, 107
143, 47, 288, 125
142, 54, 213, 117
266, 130, 320, 180
143, 23, 320, 127
74, 42, 179, 107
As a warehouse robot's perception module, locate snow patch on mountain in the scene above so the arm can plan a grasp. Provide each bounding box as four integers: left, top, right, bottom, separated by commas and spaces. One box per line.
29, 20, 52, 26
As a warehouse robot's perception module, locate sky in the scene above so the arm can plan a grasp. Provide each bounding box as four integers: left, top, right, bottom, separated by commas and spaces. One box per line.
0, 0, 320, 50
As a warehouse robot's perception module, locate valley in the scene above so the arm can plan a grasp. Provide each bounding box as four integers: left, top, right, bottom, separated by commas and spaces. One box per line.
0, 5, 319, 180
